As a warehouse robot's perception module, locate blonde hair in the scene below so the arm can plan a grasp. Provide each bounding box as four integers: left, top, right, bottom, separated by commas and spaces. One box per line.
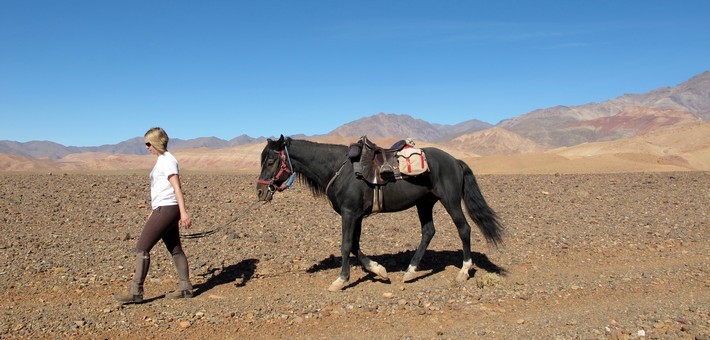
144, 127, 169, 153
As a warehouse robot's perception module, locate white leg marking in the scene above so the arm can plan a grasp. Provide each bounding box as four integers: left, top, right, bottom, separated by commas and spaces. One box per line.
402, 265, 418, 282
366, 261, 389, 280
457, 259, 474, 282
328, 277, 348, 292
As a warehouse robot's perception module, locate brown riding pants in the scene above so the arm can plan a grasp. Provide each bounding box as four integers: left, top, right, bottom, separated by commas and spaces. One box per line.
136, 205, 184, 256
131, 205, 191, 292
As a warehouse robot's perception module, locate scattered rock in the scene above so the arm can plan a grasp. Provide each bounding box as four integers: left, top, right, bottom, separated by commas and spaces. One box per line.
1, 172, 707, 339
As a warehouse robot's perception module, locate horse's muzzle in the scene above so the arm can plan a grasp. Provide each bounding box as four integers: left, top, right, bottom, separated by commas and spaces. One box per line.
256, 183, 274, 202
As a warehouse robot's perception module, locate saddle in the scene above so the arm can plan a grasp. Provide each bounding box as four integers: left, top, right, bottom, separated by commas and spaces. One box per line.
348, 136, 413, 185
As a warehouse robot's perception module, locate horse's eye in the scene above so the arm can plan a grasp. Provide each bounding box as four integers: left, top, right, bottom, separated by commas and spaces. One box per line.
267, 159, 275, 166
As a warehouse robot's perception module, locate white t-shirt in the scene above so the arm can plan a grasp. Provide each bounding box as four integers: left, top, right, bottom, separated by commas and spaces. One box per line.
150, 151, 179, 209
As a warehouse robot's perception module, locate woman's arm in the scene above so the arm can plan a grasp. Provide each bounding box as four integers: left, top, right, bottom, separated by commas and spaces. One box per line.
168, 174, 192, 229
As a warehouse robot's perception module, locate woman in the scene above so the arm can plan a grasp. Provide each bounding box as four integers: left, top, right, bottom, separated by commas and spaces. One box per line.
114, 127, 194, 304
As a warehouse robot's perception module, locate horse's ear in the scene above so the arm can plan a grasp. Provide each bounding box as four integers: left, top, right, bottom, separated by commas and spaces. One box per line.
277, 134, 291, 148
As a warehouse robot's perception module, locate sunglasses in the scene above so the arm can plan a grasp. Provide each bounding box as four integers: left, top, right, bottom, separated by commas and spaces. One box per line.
145, 142, 152, 147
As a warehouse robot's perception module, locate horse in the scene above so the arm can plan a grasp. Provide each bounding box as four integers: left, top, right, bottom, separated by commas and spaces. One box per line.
256, 135, 504, 291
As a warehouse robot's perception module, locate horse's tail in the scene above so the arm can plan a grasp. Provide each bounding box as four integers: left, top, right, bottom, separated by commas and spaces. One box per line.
458, 160, 504, 246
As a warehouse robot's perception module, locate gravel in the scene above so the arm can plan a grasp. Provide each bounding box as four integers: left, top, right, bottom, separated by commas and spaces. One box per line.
0, 171, 708, 339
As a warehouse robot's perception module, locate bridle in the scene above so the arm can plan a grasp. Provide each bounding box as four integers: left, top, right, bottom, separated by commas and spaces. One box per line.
257, 145, 295, 194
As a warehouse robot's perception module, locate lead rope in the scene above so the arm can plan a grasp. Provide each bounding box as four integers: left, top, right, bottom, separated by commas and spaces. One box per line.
181, 199, 262, 239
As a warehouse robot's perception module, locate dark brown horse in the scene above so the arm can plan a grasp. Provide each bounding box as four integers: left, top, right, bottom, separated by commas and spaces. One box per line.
257, 135, 503, 291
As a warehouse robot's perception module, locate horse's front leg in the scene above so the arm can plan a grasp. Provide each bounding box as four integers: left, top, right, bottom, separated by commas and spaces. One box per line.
328, 212, 357, 292
351, 216, 389, 281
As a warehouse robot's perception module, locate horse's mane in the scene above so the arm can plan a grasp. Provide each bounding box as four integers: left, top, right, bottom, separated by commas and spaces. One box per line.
290, 139, 348, 200
297, 173, 326, 199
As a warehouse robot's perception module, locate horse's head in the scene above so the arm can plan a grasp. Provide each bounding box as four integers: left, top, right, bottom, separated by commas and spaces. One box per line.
256, 135, 294, 202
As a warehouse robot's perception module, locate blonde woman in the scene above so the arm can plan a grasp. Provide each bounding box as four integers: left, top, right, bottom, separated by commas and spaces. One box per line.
114, 127, 193, 304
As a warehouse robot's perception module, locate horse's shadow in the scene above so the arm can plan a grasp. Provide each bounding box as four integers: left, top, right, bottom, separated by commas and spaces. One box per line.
307, 250, 506, 286
193, 258, 258, 297
193, 251, 504, 294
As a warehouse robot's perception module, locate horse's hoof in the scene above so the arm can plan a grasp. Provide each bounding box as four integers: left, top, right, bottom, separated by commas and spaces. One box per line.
402, 265, 419, 282
328, 277, 348, 292
369, 264, 389, 280
402, 270, 418, 282
403, 269, 431, 282
456, 271, 470, 282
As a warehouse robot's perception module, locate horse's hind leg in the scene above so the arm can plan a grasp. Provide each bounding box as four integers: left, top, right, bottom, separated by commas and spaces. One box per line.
452, 207, 474, 281
357, 251, 389, 280
441, 201, 474, 282
403, 199, 437, 282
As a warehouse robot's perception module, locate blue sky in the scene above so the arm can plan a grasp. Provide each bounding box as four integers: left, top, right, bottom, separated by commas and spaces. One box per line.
1, 1, 708, 147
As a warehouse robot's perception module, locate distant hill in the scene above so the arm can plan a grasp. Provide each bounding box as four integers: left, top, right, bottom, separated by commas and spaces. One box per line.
567, 107, 698, 139
0, 140, 85, 160
551, 121, 709, 167
0, 135, 267, 160
327, 113, 492, 141
498, 71, 709, 147
447, 127, 545, 155
464, 121, 710, 174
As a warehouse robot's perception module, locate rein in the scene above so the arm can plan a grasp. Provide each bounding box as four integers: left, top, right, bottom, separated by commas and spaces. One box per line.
325, 159, 349, 195
180, 199, 262, 239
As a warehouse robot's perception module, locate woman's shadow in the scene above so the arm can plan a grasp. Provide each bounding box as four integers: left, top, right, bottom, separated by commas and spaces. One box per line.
192, 258, 258, 297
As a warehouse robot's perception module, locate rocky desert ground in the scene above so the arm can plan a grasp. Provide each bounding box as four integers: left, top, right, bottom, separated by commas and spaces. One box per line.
0, 168, 708, 339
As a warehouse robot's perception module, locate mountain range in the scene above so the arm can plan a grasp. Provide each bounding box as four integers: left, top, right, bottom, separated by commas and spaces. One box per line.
1, 71, 708, 172
0, 134, 267, 160
499, 71, 709, 148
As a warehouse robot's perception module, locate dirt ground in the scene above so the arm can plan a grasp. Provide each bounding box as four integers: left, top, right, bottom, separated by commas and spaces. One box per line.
0, 171, 708, 339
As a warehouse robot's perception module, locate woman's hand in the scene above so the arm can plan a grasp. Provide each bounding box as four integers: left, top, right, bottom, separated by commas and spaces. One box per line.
180, 213, 192, 229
